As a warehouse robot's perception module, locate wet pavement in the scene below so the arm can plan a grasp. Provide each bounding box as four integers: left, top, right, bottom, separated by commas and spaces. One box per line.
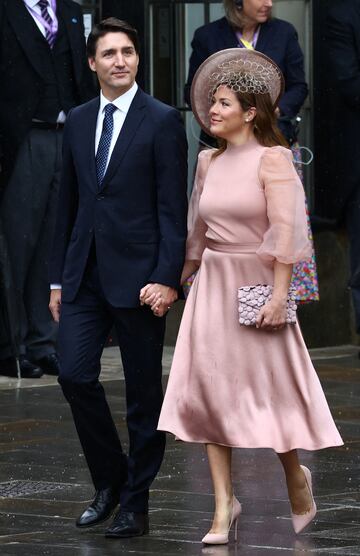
0, 345, 359, 555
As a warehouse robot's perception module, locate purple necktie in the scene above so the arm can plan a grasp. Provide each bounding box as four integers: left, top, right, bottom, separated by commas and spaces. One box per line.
38, 0, 56, 48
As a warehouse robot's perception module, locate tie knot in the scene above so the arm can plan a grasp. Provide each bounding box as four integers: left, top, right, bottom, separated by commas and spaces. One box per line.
104, 104, 117, 118
38, 0, 49, 8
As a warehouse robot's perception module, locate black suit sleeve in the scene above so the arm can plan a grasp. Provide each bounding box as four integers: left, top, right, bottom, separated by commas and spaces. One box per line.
184, 28, 210, 107
278, 25, 308, 118
326, 6, 360, 109
148, 109, 188, 288
49, 110, 79, 284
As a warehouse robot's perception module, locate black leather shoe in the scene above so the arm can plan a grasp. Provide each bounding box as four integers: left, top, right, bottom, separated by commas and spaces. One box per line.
105, 510, 149, 538
0, 357, 43, 379
76, 488, 120, 528
33, 353, 60, 376
20, 357, 43, 378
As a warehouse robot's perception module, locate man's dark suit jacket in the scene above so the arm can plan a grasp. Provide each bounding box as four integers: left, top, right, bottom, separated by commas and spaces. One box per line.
0, 0, 95, 179
326, 0, 360, 207
184, 16, 308, 143
50, 88, 188, 307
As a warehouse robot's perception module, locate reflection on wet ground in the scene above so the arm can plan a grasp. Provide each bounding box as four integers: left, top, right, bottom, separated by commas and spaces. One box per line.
0, 345, 359, 555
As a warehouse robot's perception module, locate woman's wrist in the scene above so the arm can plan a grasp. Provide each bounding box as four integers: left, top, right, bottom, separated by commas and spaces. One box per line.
271, 292, 288, 305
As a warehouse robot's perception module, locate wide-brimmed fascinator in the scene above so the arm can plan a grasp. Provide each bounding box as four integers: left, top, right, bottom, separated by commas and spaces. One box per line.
190, 48, 285, 136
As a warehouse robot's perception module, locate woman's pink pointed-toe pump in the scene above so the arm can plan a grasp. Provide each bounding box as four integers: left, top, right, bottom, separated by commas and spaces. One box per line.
202, 496, 242, 545
291, 465, 317, 534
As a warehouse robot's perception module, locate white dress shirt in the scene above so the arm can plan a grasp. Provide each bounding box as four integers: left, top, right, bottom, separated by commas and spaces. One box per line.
50, 82, 139, 290
23, 0, 66, 123
23, 0, 56, 36
95, 82, 138, 173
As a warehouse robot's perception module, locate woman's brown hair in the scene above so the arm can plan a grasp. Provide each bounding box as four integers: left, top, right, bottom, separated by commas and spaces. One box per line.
212, 89, 288, 159
223, 0, 272, 30
223, 0, 246, 29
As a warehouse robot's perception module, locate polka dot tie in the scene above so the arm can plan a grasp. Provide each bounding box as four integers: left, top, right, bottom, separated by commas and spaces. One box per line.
96, 103, 117, 186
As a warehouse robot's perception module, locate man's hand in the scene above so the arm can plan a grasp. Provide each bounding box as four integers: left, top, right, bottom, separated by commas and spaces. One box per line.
49, 289, 62, 322
139, 283, 178, 317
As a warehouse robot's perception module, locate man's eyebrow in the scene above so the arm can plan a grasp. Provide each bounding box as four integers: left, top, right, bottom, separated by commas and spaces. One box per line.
101, 48, 116, 55
101, 46, 135, 55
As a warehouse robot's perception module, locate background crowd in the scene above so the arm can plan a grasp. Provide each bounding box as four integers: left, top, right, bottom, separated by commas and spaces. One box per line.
0, 0, 359, 374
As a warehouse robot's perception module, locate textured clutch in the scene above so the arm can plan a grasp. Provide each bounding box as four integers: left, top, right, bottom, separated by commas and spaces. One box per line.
237, 284, 297, 326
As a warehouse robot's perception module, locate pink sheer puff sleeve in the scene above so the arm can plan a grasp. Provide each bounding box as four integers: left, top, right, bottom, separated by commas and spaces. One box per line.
257, 146, 313, 264
185, 149, 213, 262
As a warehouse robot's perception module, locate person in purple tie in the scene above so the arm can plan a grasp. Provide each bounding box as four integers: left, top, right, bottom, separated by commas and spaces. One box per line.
0, 0, 95, 378
49, 18, 188, 538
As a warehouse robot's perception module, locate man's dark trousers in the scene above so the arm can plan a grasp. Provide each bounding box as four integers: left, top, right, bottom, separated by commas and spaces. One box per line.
0, 128, 62, 359
0, 0, 95, 361
58, 252, 166, 512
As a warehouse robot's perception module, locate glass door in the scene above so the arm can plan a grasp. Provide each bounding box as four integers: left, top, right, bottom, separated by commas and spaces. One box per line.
146, 1, 223, 189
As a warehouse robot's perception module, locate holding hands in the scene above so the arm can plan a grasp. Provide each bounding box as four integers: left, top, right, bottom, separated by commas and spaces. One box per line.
139, 283, 178, 317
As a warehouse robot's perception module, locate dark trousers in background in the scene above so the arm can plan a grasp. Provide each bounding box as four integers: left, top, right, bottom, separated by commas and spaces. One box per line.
346, 184, 360, 333
58, 257, 166, 513
0, 127, 61, 359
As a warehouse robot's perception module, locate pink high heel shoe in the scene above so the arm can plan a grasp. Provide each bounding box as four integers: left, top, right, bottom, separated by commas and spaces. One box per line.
291, 465, 317, 534
202, 496, 242, 545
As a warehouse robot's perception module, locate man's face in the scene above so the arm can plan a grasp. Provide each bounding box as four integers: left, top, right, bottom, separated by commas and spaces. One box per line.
88, 32, 139, 99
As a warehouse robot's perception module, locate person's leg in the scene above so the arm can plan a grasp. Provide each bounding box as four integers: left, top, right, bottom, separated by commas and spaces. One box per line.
277, 450, 312, 514
0, 129, 58, 360
205, 444, 234, 534
112, 306, 166, 513
25, 128, 63, 360
58, 270, 128, 491
346, 185, 360, 333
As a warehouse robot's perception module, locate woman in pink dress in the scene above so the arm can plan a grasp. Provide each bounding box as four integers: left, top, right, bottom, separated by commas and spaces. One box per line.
155, 49, 343, 544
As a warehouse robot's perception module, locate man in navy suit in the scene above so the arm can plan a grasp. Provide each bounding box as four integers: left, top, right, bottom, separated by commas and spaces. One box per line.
49, 18, 188, 538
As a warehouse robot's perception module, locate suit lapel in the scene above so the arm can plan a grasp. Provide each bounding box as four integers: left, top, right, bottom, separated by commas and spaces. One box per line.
100, 89, 147, 190
6, 0, 49, 79
57, 0, 83, 87
255, 20, 273, 53
84, 98, 100, 191
219, 18, 239, 49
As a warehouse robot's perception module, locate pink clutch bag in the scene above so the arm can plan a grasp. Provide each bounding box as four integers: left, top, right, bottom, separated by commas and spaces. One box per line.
237, 284, 297, 326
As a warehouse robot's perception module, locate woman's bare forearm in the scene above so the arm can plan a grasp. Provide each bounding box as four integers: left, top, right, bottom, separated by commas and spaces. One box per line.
180, 260, 200, 285
272, 261, 293, 302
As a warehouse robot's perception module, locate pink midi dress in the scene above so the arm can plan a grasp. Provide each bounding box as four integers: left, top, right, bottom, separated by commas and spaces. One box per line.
158, 140, 343, 453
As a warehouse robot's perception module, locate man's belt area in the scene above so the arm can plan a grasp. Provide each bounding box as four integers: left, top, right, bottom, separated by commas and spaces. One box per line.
31, 121, 64, 130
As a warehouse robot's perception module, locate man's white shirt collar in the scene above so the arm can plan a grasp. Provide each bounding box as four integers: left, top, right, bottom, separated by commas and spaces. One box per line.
24, 0, 47, 8
100, 82, 138, 115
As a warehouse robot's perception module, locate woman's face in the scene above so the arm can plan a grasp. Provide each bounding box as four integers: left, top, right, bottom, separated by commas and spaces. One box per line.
209, 85, 254, 140
242, 0, 273, 24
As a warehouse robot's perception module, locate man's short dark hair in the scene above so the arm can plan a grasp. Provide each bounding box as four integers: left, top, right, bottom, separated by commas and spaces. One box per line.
86, 18, 140, 58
